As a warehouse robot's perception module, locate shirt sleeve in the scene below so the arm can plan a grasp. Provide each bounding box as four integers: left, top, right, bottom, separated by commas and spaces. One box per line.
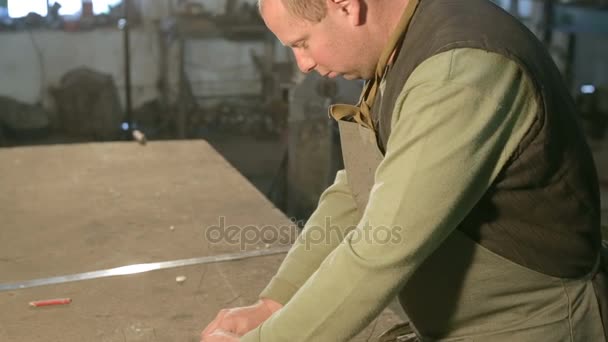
259, 169, 362, 305
242, 48, 538, 341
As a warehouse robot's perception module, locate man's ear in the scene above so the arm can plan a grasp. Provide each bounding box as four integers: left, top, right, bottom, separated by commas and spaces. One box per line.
327, 0, 363, 26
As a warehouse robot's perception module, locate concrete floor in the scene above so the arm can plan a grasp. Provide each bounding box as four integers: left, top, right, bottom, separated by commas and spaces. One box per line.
0, 141, 401, 342
204, 133, 287, 209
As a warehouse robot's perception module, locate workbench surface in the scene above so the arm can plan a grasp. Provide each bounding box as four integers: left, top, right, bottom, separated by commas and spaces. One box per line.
0, 141, 400, 341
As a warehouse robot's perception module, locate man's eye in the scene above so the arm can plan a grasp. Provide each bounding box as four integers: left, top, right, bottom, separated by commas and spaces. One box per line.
294, 41, 308, 49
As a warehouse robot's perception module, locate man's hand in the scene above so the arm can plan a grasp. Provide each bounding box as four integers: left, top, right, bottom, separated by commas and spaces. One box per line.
200, 298, 283, 341
201, 330, 240, 342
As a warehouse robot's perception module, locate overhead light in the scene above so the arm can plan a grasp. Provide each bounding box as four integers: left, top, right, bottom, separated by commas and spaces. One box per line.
581, 85, 596, 94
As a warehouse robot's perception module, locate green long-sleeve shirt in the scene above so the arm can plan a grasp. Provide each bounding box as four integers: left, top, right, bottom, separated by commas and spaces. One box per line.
241, 48, 538, 341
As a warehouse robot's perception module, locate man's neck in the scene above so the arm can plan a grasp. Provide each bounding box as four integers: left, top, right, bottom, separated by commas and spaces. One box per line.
375, 0, 411, 46
368, 0, 410, 69
369, 0, 410, 66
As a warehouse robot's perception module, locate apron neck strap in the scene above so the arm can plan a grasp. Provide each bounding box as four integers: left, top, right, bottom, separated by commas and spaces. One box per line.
330, 0, 420, 130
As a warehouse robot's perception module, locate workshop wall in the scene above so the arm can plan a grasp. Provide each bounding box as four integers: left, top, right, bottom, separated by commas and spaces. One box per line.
0, 0, 605, 110
573, 34, 608, 89
494, 0, 608, 91
0, 29, 159, 108
0, 0, 272, 111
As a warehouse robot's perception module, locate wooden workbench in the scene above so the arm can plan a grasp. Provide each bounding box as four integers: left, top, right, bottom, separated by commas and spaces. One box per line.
0, 141, 400, 341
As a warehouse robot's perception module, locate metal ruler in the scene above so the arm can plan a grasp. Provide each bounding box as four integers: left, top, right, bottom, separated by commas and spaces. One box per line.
0, 246, 291, 292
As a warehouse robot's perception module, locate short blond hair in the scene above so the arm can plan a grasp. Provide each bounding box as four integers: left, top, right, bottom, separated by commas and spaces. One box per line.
259, 0, 328, 22
284, 0, 327, 22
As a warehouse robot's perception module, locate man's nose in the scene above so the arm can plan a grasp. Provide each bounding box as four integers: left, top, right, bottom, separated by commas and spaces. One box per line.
294, 51, 315, 73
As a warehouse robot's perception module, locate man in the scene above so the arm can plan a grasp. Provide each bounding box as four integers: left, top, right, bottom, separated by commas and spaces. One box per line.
201, 0, 608, 341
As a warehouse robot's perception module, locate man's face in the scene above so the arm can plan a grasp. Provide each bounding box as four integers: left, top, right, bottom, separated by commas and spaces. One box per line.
260, 0, 375, 80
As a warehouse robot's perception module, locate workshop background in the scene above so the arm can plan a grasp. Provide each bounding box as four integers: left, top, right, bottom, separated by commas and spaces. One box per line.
0, 0, 607, 226
0, 1, 607, 341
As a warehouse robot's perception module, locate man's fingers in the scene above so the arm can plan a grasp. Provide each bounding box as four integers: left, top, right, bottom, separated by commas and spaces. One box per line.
201, 329, 240, 342
201, 310, 227, 338
201, 302, 273, 340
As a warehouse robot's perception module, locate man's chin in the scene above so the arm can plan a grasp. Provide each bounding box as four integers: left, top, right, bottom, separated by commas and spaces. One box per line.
342, 74, 364, 81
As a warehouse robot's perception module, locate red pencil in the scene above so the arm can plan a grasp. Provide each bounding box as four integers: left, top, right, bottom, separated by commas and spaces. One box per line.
29, 298, 72, 307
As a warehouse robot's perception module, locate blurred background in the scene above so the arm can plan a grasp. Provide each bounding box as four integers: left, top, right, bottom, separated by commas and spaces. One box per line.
0, 0, 606, 235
